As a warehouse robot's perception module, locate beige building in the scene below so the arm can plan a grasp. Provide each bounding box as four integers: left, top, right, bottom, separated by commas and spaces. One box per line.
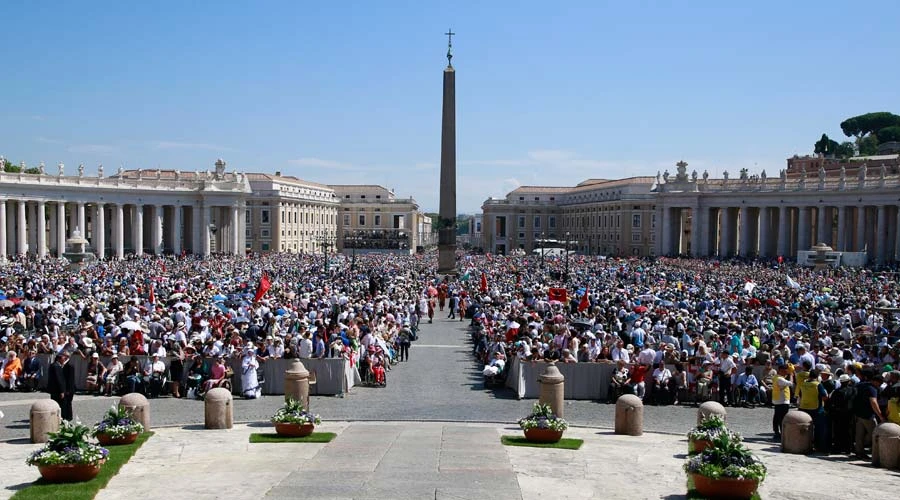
480, 177, 657, 256
330, 185, 424, 254
245, 172, 339, 254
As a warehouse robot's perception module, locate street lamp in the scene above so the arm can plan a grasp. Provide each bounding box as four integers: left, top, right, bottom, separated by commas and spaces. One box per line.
564, 231, 570, 283
318, 235, 335, 274
350, 232, 357, 272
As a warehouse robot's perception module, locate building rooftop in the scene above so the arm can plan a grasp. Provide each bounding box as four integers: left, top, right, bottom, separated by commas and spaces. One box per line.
244, 172, 332, 190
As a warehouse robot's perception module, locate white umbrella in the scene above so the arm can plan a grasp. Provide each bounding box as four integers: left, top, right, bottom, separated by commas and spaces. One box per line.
168, 292, 185, 300
119, 320, 141, 331
172, 302, 190, 310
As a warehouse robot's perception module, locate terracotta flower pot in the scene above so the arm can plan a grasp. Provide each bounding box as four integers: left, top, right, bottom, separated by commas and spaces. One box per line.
691, 473, 759, 499
523, 428, 564, 443
96, 432, 139, 446
38, 461, 104, 483
689, 438, 712, 454
275, 422, 315, 437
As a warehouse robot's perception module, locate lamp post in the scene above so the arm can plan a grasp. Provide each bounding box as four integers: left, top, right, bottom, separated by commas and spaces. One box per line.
318, 235, 335, 274
564, 231, 570, 283
350, 232, 357, 272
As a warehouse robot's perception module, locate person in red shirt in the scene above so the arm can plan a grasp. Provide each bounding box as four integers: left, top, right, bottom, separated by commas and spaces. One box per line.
627, 362, 650, 400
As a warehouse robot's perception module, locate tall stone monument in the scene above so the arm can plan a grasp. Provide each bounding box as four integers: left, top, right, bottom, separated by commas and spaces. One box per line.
438, 29, 458, 275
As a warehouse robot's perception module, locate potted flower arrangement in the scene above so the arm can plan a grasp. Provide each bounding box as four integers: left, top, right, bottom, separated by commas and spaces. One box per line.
26, 420, 109, 483
683, 432, 767, 499
686, 415, 737, 454
517, 402, 568, 443
93, 404, 145, 446
271, 398, 321, 437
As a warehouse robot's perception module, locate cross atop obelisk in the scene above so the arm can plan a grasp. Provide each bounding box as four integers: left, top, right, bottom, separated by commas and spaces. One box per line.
445, 29, 455, 67
437, 30, 458, 275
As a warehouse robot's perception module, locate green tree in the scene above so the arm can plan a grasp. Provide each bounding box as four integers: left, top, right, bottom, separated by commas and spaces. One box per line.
814, 133, 840, 156
840, 112, 900, 140
2, 158, 21, 173
859, 134, 879, 156
877, 126, 900, 143
836, 142, 856, 159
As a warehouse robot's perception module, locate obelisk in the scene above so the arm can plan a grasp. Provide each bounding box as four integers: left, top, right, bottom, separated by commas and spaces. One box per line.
438, 29, 458, 275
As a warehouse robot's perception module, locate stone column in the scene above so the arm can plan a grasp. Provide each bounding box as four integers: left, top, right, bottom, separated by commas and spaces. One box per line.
133, 205, 144, 256
232, 206, 240, 255
77, 202, 86, 235
201, 203, 211, 257
172, 205, 183, 255
114, 204, 125, 259
661, 206, 673, 255
877, 205, 888, 264
36, 201, 46, 259
151, 204, 163, 254
738, 207, 752, 257
95, 204, 105, 260
836, 206, 847, 252
68, 203, 76, 237
817, 206, 829, 245
797, 206, 811, 251
27, 203, 37, 254
0, 200, 7, 260
758, 207, 770, 258
17, 200, 27, 255
856, 206, 866, 252
690, 205, 703, 257
718, 208, 729, 257
56, 202, 66, 258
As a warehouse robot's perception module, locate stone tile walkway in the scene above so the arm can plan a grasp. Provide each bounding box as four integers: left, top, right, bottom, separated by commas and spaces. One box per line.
2, 422, 900, 499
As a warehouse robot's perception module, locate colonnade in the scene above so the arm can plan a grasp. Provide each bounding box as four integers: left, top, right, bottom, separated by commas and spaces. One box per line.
0, 198, 246, 259
660, 203, 900, 263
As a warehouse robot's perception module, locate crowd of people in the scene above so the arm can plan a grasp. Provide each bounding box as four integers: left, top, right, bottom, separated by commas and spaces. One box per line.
1, 250, 900, 459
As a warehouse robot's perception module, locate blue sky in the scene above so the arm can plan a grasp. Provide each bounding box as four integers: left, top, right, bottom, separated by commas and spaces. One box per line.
3, 2, 899, 213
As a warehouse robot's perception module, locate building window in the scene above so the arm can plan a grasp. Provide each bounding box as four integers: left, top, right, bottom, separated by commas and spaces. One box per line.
518, 232, 525, 239
343, 214, 350, 226
261, 229, 270, 237
632, 214, 641, 228
475, 222, 481, 232
261, 210, 270, 224
245, 210, 250, 224
632, 232, 641, 242
361, 195, 366, 199
374, 215, 381, 226
519, 197, 524, 201
376, 195, 381, 199
281, 211, 285, 224
549, 216, 556, 228
518, 216, 525, 228
359, 214, 366, 226
534, 216, 541, 229
345, 195, 350, 199
534, 197, 539, 201
651, 214, 656, 228
262, 243, 270, 251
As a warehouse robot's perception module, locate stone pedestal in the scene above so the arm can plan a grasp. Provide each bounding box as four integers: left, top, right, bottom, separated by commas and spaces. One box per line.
781, 410, 813, 454
538, 363, 565, 418
30, 399, 61, 443
697, 401, 727, 425
873, 423, 900, 469
119, 393, 151, 431
284, 359, 310, 409
615, 394, 643, 436
204, 387, 233, 429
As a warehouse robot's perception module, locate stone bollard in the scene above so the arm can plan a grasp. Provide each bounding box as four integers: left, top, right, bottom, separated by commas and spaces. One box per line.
119, 393, 151, 431
872, 423, 900, 469
204, 387, 233, 429
697, 401, 727, 425
284, 359, 310, 409
781, 410, 813, 454
30, 399, 61, 443
614, 394, 643, 436
538, 362, 565, 417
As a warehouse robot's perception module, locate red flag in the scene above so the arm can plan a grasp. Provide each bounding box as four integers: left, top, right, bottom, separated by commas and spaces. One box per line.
148, 283, 155, 305
254, 273, 271, 303
480, 272, 488, 293
548, 288, 568, 303
578, 287, 590, 312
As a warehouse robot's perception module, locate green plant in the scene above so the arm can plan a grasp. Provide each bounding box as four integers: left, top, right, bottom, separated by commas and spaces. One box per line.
686, 415, 739, 441
93, 405, 144, 439
517, 402, 568, 432
271, 398, 321, 425
26, 421, 109, 467
683, 432, 767, 482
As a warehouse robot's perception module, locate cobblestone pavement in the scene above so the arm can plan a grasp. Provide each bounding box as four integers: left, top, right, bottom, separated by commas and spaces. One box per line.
0, 317, 775, 441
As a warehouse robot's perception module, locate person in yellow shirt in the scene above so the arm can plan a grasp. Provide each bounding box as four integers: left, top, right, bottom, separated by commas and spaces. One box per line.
797, 368, 829, 451
772, 359, 794, 441
0, 351, 23, 390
